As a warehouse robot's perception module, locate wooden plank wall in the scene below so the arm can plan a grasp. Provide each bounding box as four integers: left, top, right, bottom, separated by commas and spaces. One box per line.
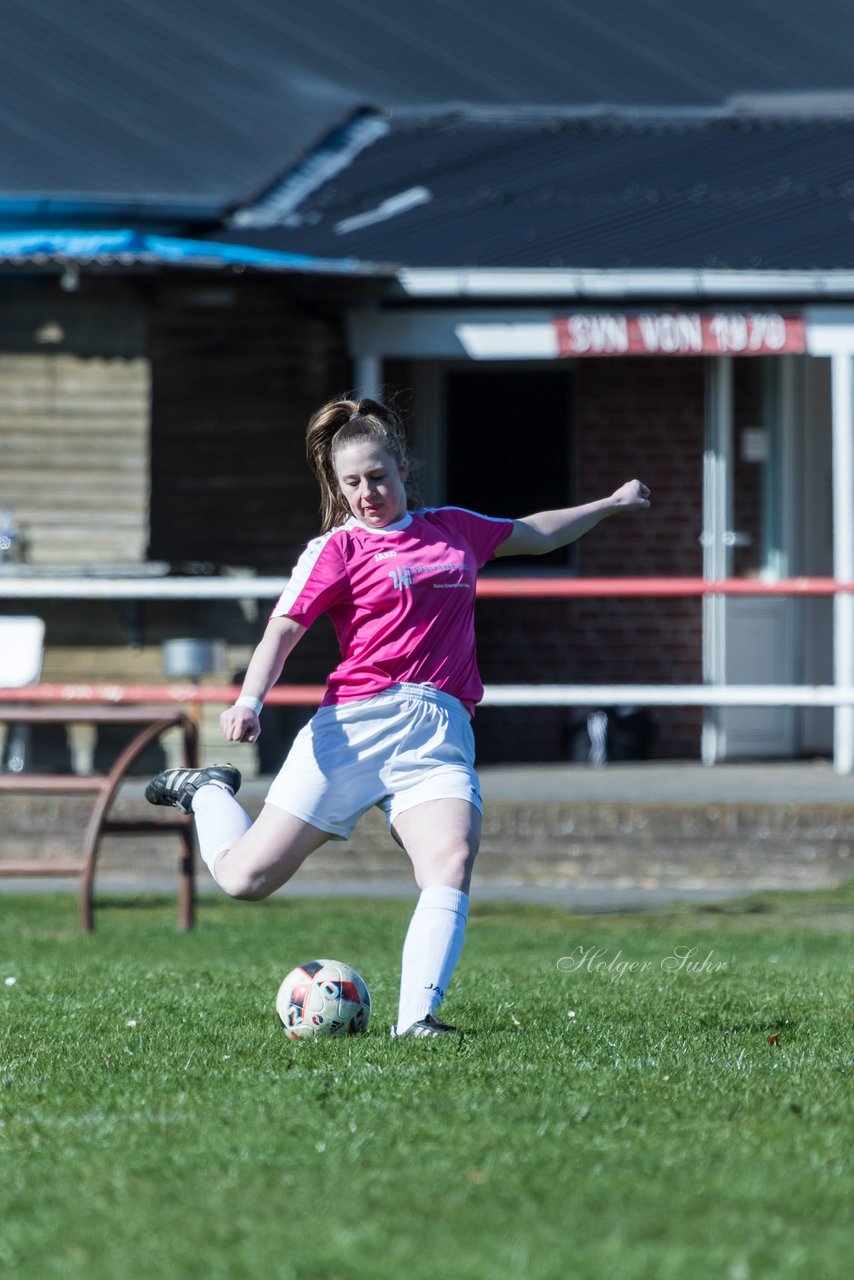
0, 351, 149, 565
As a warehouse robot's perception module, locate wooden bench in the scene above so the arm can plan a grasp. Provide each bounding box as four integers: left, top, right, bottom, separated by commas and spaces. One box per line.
0, 703, 198, 931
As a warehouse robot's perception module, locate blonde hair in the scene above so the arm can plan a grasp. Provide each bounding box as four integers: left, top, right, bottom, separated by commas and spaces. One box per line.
306, 396, 417, 533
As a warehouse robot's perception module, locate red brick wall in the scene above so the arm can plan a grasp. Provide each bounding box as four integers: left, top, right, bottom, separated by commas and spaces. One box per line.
474, 357, 706, 761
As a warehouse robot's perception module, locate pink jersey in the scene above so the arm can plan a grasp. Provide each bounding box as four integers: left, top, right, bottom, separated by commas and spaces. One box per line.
271, 507, 514, 712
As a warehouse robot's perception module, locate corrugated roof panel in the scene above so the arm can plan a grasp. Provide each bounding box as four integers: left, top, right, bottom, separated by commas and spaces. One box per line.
221, 111, 854, 269
4, 1, 854, 206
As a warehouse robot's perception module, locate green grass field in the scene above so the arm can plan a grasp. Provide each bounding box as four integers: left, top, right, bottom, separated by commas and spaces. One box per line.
1, 884, 851, 1280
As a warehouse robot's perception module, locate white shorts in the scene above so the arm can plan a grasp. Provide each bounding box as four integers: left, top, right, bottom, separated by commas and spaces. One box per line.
265, 683, 481, 839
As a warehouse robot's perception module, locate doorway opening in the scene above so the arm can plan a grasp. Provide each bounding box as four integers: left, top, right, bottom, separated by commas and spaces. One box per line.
444, 366, 573, 567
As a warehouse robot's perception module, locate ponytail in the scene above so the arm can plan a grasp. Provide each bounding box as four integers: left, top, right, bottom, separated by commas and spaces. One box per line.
306, 396, 417, 532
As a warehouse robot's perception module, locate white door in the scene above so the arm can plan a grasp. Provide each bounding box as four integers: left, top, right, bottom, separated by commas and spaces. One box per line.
722, 597, 797, 756
703, 356, 801, 761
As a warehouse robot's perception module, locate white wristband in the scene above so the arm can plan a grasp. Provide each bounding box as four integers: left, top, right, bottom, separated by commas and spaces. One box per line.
235, 695, 263, 715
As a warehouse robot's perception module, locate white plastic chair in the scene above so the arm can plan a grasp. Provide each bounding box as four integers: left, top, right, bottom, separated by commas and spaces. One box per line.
0, 616, 45, 771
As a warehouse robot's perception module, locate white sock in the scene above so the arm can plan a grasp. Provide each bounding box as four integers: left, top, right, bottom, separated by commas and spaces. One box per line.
191, 784, 252, 885
396, 886, 469, 1032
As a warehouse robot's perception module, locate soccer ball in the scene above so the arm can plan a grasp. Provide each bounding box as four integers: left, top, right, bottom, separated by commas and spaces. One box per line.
275, 958, 371, 1040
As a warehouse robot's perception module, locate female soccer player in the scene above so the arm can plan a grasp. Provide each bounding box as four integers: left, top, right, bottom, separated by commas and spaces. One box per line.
147, 397, 650, 1036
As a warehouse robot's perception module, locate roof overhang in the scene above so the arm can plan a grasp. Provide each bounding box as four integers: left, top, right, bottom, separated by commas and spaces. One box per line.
347, 304, 854, 361
397, 267, 854, 300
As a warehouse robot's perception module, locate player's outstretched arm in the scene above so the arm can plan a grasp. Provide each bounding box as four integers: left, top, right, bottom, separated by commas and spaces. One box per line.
220, 615, 307, 743
494, 480, 651, 558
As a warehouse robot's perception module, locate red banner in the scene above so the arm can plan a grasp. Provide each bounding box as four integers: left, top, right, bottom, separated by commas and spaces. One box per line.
554, 312, 806, 357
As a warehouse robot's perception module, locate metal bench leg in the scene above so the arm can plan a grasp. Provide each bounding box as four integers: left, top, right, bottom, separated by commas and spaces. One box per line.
3, 723, 30, 773
178, 824, 195, 931
79, 716, 196, 933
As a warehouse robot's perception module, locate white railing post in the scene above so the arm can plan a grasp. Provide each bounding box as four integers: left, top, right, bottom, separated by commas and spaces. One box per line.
701, 356, 733, 765
831, 351, 854, 773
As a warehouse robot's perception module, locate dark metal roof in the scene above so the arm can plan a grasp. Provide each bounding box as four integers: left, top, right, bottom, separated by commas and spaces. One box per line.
4, 1, 854, 212
219, 107, 854, 271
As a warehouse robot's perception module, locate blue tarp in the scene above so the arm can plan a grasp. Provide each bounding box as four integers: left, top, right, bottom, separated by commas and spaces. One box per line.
0, 229, 386, 275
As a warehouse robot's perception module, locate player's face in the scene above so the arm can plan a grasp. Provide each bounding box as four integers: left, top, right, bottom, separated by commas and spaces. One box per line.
334, 442, 409, 528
